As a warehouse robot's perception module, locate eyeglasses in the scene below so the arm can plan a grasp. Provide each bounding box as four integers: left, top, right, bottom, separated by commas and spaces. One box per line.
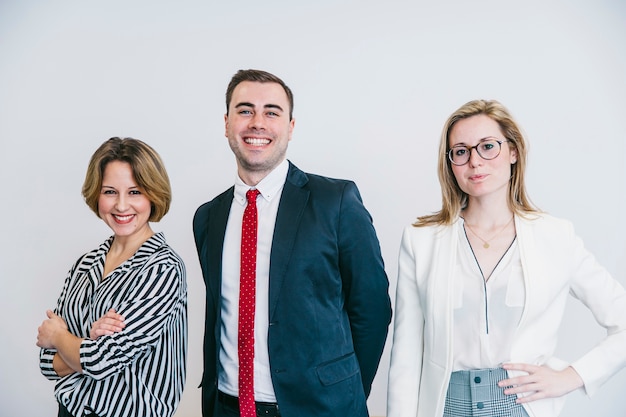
447, 138, 509, 166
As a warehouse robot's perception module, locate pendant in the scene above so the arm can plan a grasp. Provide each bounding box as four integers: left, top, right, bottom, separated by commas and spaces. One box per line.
483, 242, 490, 249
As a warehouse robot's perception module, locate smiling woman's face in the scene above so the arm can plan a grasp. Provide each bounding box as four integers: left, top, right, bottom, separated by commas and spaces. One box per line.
98, 160, 152, 240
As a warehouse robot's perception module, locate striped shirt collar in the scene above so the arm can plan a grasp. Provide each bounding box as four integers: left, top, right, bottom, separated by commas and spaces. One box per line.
97, 232, 167, 272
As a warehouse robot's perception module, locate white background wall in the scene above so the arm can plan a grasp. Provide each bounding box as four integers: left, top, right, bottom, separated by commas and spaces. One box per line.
1, 1, 625, 416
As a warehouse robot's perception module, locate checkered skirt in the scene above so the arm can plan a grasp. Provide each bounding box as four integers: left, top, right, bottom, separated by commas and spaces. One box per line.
443, 368, 529, 417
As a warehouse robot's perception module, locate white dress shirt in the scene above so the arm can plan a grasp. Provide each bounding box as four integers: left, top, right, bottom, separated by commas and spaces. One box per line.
219, 159, 289, 402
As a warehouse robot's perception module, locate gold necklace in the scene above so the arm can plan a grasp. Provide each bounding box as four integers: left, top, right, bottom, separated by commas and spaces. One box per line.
464, 217, 514, 249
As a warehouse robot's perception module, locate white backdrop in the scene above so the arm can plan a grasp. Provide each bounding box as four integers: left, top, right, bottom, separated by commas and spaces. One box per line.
1, 1, 625, 416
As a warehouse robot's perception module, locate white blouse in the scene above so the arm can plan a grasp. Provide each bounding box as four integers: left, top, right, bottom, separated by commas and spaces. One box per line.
452, 219, 524, 371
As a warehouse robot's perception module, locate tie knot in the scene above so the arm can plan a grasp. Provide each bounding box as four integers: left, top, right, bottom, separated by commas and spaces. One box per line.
246, 189, 260, 204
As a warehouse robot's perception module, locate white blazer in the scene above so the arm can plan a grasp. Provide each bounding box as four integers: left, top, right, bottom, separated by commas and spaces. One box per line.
387, 213, 626, 417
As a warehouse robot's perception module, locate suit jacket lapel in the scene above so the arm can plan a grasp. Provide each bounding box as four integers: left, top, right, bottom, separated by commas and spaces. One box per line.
268, 162, 309, 320
207, 188, 234, 307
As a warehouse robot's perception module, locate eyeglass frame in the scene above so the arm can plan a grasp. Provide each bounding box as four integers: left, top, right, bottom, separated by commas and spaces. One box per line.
447, 137, 509, 166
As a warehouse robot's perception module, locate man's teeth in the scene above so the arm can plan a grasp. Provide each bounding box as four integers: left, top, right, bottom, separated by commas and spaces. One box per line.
245, 138, 270, 146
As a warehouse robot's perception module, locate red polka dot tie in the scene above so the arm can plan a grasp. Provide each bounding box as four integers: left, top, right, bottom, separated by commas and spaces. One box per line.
239, 188, 260, 417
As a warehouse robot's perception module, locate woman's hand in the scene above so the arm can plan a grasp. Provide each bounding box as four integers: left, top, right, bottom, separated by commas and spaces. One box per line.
499, 363, 584, 403
90, 308, 126, 340
36, 310, 85, 374
37, 310, 69, 349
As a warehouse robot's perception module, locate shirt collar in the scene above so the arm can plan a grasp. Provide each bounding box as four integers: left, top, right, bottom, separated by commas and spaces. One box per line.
98, 232, 167, 271
233, 159, 289, 206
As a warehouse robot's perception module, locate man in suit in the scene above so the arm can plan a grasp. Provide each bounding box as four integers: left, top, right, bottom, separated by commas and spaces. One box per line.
193, 69, 392, 417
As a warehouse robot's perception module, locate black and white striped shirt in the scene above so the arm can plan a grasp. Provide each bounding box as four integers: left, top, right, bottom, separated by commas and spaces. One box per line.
39, 232, 187, 417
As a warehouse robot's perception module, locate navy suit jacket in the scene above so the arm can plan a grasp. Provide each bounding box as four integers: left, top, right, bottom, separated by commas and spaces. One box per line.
193, 162, 392, 417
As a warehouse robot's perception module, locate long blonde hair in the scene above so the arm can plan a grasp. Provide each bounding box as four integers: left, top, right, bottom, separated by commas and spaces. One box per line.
416, 99, 538, 227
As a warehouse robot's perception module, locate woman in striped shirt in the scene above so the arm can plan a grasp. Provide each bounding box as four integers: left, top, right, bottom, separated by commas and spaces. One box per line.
37, 137, 187, 417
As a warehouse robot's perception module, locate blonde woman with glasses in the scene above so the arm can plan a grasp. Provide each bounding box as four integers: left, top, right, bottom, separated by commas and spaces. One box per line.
387, 100, 626, 417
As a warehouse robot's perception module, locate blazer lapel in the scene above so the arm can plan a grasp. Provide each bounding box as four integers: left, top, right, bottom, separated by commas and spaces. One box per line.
268, 162, 309, 320
514, 214, 538, 329
207, 188, 234, 307
430, 221, 458, 366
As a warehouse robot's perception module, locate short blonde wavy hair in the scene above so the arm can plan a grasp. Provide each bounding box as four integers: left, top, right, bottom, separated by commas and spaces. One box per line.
82, 137, 171, 222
